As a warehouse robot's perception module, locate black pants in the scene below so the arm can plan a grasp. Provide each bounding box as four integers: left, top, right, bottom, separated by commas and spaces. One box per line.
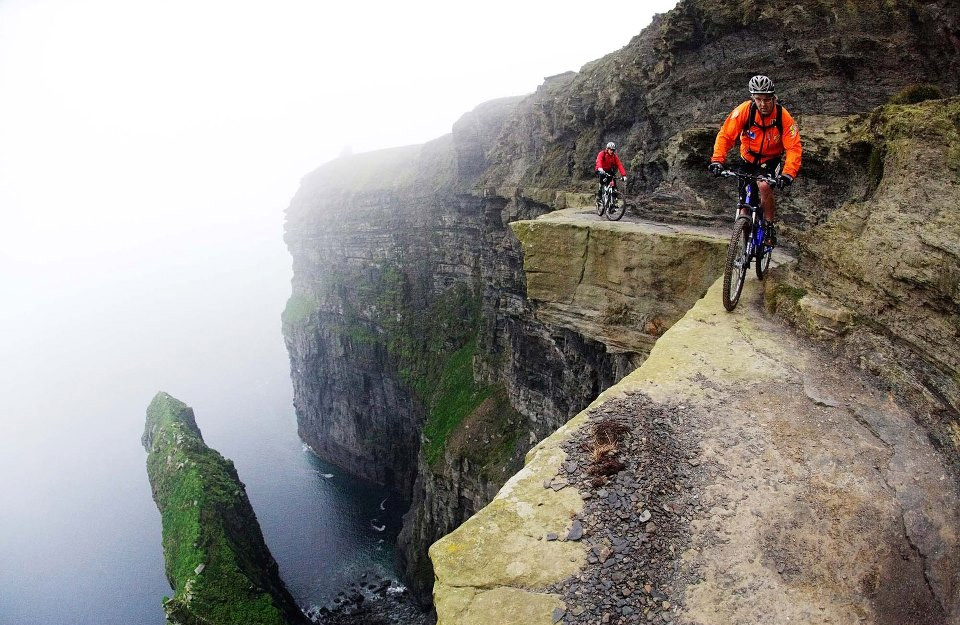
597, 171, 618, 197
737, 157, 781, 208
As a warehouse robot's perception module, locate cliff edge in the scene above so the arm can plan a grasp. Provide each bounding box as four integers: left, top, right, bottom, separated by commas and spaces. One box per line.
432, 265, 960, 624
142, 392, 307, 625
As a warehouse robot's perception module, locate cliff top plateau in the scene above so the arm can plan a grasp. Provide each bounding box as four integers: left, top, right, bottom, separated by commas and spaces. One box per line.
432, 223, 960, 623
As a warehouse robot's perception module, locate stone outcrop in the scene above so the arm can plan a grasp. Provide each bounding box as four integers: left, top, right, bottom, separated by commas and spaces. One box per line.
510, 211, 727, 355
142, 392, 307, 625
281, 0, 960, 611
432, 274, 960, 625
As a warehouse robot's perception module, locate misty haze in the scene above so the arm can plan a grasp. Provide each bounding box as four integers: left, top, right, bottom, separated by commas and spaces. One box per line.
0, 0, 680, 622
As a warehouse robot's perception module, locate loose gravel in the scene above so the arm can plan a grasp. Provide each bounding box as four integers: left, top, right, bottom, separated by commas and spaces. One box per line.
545, 391, 706, 625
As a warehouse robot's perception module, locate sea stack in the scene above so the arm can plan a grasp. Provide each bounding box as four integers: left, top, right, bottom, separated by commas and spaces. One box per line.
142, 391, 307, 625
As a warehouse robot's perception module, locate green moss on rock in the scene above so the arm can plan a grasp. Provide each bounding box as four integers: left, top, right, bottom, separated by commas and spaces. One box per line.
142, 392, 305, 625
423, 340, 495, 465
887, 83, 944, 106
281, 293, 314, 325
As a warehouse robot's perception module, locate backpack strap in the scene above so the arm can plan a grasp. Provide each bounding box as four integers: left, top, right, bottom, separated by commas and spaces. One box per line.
742, 103, 783, 133
743, 103, 784, 163
741, 102, 758, 135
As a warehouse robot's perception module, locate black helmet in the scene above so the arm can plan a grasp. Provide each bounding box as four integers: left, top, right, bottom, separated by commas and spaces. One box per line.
748, 75, 775, 94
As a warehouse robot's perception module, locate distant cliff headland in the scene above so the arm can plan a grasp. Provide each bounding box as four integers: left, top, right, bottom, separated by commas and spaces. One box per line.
282, 0, 959, 612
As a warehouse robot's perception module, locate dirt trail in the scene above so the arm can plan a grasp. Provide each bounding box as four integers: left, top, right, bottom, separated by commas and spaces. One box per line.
625, 276, 960, 624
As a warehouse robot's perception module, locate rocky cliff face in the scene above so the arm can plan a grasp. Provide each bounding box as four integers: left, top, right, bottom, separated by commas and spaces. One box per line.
283, 113, 642, 599
481, 0, 959, 227
283, 0, 960, 608
142, 392, 306, 625
766, 97, 960, 473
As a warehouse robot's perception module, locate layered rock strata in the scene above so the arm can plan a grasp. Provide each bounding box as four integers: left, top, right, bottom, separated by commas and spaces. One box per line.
480, 0, 960, 228
142, 392, 306, 625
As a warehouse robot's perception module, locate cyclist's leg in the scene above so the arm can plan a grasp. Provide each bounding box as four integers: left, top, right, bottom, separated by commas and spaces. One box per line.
757, 157, 782, 223
758, 158, 782, 243
735, 159, 759, 217
759, 181, 775, 222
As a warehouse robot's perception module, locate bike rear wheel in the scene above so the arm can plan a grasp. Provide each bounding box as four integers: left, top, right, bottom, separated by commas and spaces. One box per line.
722, 217, 751, 312
606, 194, 626, 221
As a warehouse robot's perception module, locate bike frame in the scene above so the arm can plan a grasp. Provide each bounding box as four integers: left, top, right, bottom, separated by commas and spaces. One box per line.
726, 170, 777, 269
598, 172, 620, 200
720, 169, 778, 311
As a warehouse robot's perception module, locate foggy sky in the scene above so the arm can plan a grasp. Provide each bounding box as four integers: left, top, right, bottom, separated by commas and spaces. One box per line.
0, 1, 677, 622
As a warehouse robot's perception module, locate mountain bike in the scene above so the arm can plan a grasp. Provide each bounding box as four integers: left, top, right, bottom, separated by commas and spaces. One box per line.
595, 173, 627, 221
719, 170, 778, 312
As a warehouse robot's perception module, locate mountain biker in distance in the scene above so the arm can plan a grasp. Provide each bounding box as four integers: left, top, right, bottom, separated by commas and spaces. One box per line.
708, 75, 802, 244
596, 141, 627, 203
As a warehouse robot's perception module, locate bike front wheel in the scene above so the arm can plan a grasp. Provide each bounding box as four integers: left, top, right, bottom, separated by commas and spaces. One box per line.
722, 217, 751, 312
606, 195, 627, 221
596, 196, 605, 216
755, 240, 772, 280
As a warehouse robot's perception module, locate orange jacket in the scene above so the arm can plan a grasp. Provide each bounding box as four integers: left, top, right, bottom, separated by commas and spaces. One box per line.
711, 100, 802, 178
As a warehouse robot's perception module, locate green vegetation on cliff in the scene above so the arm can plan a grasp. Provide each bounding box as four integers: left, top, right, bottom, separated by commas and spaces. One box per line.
142, 392, 304, 625
281, 293, 314, 325
423, 340, 494, 464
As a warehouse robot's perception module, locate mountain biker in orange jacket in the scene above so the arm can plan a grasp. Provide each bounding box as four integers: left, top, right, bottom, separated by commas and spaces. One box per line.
596, 142, 627, 202
708, 75, 802, 241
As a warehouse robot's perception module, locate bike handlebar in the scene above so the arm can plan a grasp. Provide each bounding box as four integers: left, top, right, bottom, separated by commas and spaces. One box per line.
719, 170, 778, 185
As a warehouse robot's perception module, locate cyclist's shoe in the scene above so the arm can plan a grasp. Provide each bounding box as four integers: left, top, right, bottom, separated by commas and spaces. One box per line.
764, 221, 778, 246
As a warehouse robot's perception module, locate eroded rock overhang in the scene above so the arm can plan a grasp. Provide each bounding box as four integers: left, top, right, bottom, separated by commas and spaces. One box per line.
509, 208, 728, 360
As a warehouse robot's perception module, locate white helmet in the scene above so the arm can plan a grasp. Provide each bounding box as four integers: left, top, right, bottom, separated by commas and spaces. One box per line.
606, 142, 616, 150
748, 75, 775, 94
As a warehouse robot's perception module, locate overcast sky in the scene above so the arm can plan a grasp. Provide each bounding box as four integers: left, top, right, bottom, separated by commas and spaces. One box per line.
0, 0, 677, 268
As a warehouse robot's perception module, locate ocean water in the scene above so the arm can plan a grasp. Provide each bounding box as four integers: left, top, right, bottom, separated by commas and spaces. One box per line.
0, 223, 402, 624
